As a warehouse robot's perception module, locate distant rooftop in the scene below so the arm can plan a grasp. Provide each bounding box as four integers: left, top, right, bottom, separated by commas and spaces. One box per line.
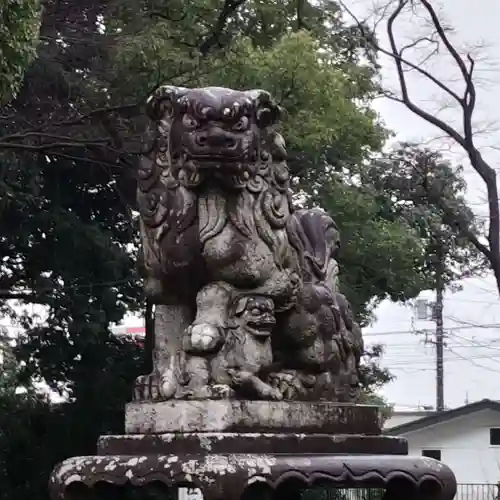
385, 399, 500, 434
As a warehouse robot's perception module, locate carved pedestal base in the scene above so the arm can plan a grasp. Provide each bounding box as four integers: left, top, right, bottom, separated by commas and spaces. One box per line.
50, 403, 455, 500
49, 432, 456, 500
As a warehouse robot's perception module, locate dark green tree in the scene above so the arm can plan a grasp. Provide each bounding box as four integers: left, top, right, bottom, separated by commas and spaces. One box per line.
358, 344, 394, 421
355, 144, 486, 413
0, 0, 41, 104
315, 177, 429, 323
363, 143, 487, 288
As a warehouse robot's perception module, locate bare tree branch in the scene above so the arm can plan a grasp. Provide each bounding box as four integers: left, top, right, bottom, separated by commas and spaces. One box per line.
0, 141, 111, 152
338, 0, 500, 294
0, 292, 46, 303
198, 0, 248, 55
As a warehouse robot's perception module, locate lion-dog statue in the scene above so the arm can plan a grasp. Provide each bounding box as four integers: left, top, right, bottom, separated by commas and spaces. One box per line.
134, 86, 363, 402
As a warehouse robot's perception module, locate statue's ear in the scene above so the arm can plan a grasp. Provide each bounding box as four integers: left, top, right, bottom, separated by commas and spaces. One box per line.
233, 296, 248, 316
246, 90, 283, 128
146, 85, 188, 121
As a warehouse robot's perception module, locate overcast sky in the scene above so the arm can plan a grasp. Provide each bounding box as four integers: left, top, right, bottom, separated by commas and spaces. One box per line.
348, 0, 500, 410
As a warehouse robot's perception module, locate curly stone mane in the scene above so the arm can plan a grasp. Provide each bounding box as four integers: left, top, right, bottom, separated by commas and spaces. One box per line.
137, 86, 295, 291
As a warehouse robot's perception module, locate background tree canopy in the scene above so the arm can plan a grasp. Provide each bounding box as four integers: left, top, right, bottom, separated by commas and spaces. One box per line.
0, 0, 41, 105
0, 2, 484, 499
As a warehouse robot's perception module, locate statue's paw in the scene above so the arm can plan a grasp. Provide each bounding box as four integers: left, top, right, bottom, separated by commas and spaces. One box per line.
260, 385, 283, 401
183, 385, 213, 400
187, 323, 222, 352
270, 388, 284, 401
269, 371, 304, 400
133, 375, 147, 401
159, 369, 177, 399
211, 384, 235, 399
134, 373, 161, 401
228, 369, 252, 386
175, 387, 192, 400
300, 374, 317, 388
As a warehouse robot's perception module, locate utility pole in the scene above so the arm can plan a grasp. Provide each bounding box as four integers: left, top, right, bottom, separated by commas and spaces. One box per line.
435, 245, 445, 412
417, 242, 446, 411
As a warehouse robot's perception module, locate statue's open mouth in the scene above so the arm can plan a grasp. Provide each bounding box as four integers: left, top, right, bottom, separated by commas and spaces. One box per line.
179, 153, 250, 173
182, 129, 253, 164
246, 319, 275, 338
188, 154, 244, 163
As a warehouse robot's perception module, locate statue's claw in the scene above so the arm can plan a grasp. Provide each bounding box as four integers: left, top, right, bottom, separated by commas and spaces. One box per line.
186, 323, 222, 353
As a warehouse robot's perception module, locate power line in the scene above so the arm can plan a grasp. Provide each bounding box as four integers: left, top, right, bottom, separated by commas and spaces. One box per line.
446, 331, 500, 353
440, 297, 500, 304
364, 323, 500, 337
446, 315, 500, 329
446, 347, 500, 374
382, 352, 500, 367
376, 341, 500, 350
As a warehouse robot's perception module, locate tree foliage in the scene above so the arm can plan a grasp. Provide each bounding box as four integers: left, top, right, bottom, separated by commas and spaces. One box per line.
0, 0, 482, 409
317, 177, 428, 322
363, 143, 488, 287
0, 337, 142, 500
0, 0, 41, 104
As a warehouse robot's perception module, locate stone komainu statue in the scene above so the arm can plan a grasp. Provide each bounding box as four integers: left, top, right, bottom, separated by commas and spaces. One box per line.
134, 86, 362, 402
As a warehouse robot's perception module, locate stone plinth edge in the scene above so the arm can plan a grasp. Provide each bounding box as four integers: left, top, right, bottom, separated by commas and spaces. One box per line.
98, 432, 407, 456
49, 453, 457, 500
125, 401, 381, 434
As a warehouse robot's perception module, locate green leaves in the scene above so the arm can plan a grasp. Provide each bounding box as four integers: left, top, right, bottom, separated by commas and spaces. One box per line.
363, 143, 487, 286
316, 176, 429, 323
0, 0, 41, 104
209, 31, 384, 160
0, 0, 459, 429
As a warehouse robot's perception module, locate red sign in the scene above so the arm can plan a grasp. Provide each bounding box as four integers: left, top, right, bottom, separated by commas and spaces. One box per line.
126, 326, 145, 336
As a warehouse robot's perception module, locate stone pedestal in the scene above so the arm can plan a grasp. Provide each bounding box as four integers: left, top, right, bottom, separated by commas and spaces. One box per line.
49, 402, 457, 500
124, 401, 382, 434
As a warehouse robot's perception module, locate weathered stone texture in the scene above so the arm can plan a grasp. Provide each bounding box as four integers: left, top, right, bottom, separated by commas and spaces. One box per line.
98, 432, 408, 456
49, 453, 457, 500
125, 401, 381, 434
135, 86, 363, 403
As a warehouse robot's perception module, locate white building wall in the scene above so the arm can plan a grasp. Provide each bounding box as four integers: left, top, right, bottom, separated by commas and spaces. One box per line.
399, 409, 500, 484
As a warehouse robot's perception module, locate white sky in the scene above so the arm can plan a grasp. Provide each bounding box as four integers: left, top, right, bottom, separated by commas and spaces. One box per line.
348, 0, 500, 410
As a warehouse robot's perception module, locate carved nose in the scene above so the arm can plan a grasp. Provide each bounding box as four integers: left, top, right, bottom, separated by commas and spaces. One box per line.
195, 130, 236, 148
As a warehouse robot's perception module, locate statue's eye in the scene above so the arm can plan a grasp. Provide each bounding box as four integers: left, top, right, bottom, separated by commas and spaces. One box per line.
232, 116, 249, 131
251, 308, 260, 316
182, 115, 198, 129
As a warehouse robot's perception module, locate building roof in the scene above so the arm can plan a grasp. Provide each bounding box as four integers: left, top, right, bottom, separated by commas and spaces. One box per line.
391, 410, 436, 417
384, 399, 500, 435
